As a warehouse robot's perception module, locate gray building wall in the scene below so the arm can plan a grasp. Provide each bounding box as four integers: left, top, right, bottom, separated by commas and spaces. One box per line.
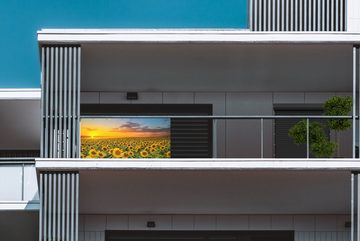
78, 214, 350, 241
81, 91, 353, 158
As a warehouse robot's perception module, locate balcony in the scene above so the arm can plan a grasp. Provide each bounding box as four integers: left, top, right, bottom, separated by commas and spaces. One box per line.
0, 158, 39, 210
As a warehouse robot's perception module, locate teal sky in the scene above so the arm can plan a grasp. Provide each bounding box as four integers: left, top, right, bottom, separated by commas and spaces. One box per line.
0, 0, 248, 88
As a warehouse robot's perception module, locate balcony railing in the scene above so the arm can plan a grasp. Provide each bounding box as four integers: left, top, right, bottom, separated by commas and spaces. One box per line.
0, 158, 39, 206
82, 115, 354, 159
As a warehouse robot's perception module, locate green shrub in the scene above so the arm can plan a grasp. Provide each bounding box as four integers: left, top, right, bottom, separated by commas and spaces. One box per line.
324, 96, 352, 130
288, 96, 352, 158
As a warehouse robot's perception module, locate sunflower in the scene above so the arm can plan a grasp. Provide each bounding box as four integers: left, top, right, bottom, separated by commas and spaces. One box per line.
140, 150, 149, 158
122, 152, 129, 158
88, 149, 97, 157
97, 151, 106, 158
112, 148, 123, 158
128, 151, 134, 157
165, 151, 171, 158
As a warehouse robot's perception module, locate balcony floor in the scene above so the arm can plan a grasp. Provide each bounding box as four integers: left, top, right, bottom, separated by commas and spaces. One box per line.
36, 158, 360, 171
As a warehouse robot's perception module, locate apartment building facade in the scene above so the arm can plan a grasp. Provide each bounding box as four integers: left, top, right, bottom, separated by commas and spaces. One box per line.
2, 1, 360, 241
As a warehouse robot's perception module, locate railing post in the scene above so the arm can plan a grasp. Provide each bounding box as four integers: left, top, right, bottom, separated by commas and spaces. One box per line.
260, 118, 264, 158
306, 118, 310, 158
353, 46, 357, 158
351, 173, 354, 241
21, 163, 24, 201
213, 119, 217, 158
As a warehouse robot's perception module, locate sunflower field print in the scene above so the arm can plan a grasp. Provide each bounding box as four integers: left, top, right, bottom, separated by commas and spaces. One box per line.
81, 118, 171, 159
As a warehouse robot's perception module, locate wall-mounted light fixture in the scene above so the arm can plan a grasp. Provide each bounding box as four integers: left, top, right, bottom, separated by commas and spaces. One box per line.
126, 92, 138, 100
147, 221, 156, 228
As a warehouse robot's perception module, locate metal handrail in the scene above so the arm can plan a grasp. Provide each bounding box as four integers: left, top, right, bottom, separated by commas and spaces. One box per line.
80, 115, 354, 119
0, 158, 36, 164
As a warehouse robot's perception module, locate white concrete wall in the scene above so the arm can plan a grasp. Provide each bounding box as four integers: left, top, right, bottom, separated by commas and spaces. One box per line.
347, 0, 360, 32
78, 214, 350, 241
81, 91, 353, 158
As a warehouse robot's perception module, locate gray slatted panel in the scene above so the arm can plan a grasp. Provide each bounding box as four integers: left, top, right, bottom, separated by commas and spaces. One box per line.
45, 48, 50, 158
295, 0, 299, 31
290, 0, 294, 31
327, 0, 331, 30
68, 48, 73, 158
53, 174, 56, 241
249, 0, 253, 30
59, 48, 63, 157
318, 0, 321, 32
285, 0, 289, 31
50, 48, 54, 157
72, 49, 76, 158
75, 173, 79, 241
39, 172, 79, 241
259, 0, 262, 32
314, 0, 317, 31
322, 0, 326, 31
58, 174, 61, 241
41, 45, 81, 158
299, 0, 303, 31
77, 48, 81, 158
64, 48, 68, 158
340, 0, 344, 31
71, 173, 75, 241
48, 173, 52, 240
277, 0, 281, 31
334, 0, 338, 31
67, 173, 70, 241
331, 0, 335, 31
304, 0, 308, 31
250, 0, 346, 31
39, 174, 43, 241
267, 0, 271, 31
272, 0, 276, 31
55, 47, 59, 157
254, 0, 257, 31
41, 49, 45, 158
44, 174, 47, 241
62, 173, 65, 241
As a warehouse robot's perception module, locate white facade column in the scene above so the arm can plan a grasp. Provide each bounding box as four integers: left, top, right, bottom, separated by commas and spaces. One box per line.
347, 0, 360, 32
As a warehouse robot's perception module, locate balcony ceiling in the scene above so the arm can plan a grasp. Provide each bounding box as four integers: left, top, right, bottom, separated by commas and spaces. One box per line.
81, 43, 352, 92
78, 169, 350, 214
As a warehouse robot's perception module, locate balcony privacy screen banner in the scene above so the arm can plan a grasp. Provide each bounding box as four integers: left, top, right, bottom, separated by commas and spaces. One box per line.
80, 118, 171, 158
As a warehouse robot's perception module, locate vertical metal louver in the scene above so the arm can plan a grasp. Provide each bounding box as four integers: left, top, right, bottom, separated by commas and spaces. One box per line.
39, 172, 79, 241
250, 0, 346, 31
41, 46, 81, 158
